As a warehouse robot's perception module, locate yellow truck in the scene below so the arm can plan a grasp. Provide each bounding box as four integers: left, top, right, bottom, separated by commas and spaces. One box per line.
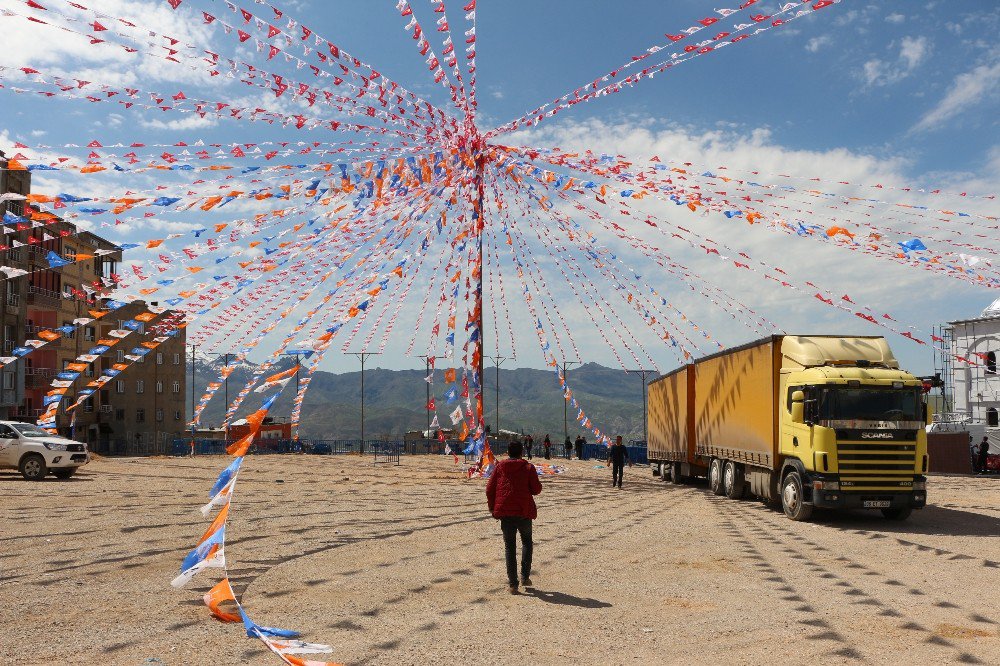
648, 335, 928, 520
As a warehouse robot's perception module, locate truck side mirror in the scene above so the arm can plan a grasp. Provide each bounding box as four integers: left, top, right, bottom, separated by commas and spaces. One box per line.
790, 390, 805, 424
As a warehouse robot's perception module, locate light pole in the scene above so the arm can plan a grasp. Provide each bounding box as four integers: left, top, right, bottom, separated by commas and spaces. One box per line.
561, 359, 581, 445
210, 352, 234, 440
486, 355, 507, 438
187, 342, 197, 455
417, 355, 431, 437
349, 352, 379, 451
278, 352, 303, 442
625, 369, 657, 445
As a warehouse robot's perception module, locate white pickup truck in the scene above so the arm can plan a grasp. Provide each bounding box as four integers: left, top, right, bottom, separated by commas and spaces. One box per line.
0, 421, 89, 480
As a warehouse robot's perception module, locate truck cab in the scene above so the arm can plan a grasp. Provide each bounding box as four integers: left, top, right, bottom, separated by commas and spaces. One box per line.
0, 421, 90, 481
779, 338, 927, 520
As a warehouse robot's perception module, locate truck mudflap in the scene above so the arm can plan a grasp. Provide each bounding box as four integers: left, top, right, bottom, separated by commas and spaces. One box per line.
808, 475, 927, 510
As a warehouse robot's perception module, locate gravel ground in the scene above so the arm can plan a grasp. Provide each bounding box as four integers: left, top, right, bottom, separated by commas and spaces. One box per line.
1, 455, 998, 665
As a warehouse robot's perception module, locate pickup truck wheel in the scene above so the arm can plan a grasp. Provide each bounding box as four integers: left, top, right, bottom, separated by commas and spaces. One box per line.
881, 506, 912, 521
52, 468, 76, 480
724, 461, 746, 499
781, 471, 813, 521
709, 459, 725, 495
19, 453, 47, 481
671, 462, 684, 485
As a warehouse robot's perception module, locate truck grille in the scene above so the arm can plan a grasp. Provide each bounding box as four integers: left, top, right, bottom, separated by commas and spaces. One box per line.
836, 440, 917, 491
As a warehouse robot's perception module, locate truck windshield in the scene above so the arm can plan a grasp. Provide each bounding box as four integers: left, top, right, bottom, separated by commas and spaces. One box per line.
816, 387, 921, 421
11, 424, 54, 438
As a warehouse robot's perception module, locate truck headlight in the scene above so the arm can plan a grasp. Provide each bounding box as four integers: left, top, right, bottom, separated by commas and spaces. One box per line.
43, 442, 68, 451
813, 480, 839, 491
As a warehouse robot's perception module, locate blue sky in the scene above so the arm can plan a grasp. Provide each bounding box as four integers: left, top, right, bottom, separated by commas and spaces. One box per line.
1, 0, 999, 379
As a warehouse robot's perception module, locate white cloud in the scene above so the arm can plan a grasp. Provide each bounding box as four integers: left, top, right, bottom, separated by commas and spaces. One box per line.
912, 60, 1000, 132
805, 35, 832, 53
139, 115, 219, 131
860, 36, 929, 86
886, 13, 906, 24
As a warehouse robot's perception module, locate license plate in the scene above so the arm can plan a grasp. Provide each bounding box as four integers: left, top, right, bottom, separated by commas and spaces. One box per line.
863, 500, 891, 508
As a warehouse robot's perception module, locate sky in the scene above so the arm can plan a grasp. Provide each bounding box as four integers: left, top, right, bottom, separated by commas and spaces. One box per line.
0, 0, 999, 382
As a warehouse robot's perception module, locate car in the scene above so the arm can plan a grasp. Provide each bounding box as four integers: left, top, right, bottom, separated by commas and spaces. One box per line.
0, 421, 89, 481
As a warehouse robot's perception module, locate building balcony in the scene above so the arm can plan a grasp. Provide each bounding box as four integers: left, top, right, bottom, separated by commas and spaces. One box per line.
26, 286, 62, 308
14, 406, 44, 419
25, 367, 57, 389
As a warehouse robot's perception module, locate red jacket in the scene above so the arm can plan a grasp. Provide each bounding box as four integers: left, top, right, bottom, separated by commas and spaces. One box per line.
486, 458, 542, 519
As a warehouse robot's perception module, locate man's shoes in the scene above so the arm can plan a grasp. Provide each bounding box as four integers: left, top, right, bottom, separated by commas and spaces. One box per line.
522, 577, 533, 587
508, 584, 519, 595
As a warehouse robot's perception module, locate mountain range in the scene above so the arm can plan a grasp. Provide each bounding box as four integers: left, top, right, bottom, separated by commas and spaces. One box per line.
190, 357, 653, 442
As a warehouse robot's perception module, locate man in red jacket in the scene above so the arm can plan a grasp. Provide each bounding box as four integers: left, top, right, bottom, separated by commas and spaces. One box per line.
486, 440, 542, 594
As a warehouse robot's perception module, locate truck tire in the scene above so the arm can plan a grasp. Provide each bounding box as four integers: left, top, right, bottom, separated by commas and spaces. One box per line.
709, 459, 725, 495
671, 462, 684, 485
780, 471, 813, 521
52, 468, 76, 480
881, 506, 912, 521
19, 453, 47, 481
724, 461, 746, 499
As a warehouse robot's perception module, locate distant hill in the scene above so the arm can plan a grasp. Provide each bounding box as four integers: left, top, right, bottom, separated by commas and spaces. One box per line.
190, 359, 653, 441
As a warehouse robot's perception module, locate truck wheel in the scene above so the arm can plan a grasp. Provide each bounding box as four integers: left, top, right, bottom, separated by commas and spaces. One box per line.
19, 454, 47, 481
653, 463, 661, 477
709, 459, 725, 495
780, 471, 813, 521
881, 506, 912, 521
52, 469, 76, 480
724, 461, 745, 499
671, 462, 684, 485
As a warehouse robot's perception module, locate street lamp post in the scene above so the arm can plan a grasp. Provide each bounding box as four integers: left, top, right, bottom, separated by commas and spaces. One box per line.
485, 355, 507, 437
561, 359, 581, 445
625, 369, 657, 445
349, 352, 379, 452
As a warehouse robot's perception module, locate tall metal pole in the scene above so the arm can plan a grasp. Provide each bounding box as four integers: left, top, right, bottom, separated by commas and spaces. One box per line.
486, 355, 507, 436
626, 369, 656, 444
279, 351, 303, 441
562, 360, 581, 445
210, 352, 233, 440
349, 352, 379, 449
474, 148, 486, 431
418, 355, 430, 436
188, 343, 197, 455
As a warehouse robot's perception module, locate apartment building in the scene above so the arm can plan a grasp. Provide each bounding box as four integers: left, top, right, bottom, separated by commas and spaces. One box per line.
0, 149, 31, 415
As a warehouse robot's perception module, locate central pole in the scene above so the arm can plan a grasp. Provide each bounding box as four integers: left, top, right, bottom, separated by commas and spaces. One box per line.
562, 360, 580, 445
475, 151, 486, 431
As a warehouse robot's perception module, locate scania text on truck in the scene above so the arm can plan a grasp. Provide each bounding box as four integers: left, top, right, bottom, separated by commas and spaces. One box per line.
647, 335, 928, 521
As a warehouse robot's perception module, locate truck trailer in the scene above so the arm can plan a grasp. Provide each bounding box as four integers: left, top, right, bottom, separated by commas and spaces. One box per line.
647, 335, 928, 521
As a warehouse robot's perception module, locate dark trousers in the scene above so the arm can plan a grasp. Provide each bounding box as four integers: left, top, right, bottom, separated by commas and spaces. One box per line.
978, 454, 989, 473
612, 462, 625, 487
525, 446, 532, 459
500, 517, 533, 586
576, 444, 584, 460
544, 446, 551, 459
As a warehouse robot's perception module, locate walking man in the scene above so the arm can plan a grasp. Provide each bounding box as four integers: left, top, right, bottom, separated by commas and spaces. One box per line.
977, 436, 990, 474
543, 434, 552, 460
525, 434, 533, 460
563, 436, 572, 460
574, 434, 584, 460
486, 441, 542, 594
608, 436, 631, 488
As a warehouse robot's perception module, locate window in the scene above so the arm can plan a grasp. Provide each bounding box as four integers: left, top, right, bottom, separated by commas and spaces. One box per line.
156, 353, 163, 365
156, 408, 164, 422
85, 363, 94, 378
116, 349, 125, 363
115, 408, 125, 421
989, 408, 998, 427
136, 408, 145, 423
2, 372, 14, 390
84, 327, 95, 341
3, 324, 13, 342
988, 352, 997, 375
156, 380, 163, 394
135, 432, 143, 445
84, 402, 93, 413
63, 321, 75, 339
116, 380, 125, 394
172, 381, 180, 394
174, 410, 182, 420
136, 380, 144, 394
173, 353, 180, 365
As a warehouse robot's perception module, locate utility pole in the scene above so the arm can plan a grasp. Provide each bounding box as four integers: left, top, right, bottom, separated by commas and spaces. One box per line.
187, 342, 197, 456
561, 359, 581, 445
349, 352, 379, 451
210, 352, 234, 440
625, 369, 657, 445
485, 355, 507, 437
278, 351, 303, 441
417, 355, 431, 437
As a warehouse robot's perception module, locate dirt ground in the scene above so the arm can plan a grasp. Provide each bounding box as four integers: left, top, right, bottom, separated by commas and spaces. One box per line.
1, 454, 998, 665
